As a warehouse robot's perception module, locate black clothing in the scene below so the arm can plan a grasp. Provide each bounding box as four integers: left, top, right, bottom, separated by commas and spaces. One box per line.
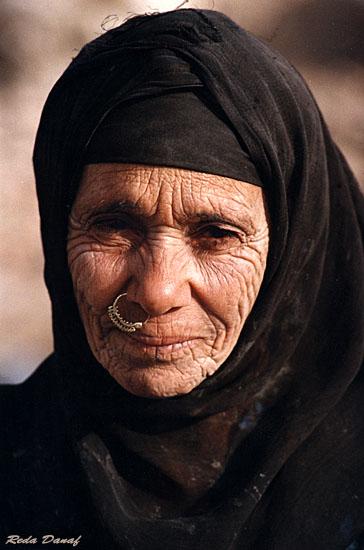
1, 9, 364, 550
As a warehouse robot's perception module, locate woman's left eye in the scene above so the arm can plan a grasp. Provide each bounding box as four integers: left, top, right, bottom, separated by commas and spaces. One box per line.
190, 225, 243, 251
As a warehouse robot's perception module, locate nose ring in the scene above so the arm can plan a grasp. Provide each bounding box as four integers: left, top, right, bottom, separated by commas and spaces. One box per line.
108, 293, 150, 333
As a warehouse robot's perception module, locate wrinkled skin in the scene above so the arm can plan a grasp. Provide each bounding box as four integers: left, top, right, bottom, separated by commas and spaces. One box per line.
67, 164, 269, 398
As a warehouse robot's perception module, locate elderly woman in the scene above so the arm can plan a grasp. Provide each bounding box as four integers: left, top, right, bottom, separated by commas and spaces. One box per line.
2, 9, 364, 550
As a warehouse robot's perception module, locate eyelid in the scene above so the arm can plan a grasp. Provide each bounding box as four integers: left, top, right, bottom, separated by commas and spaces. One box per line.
93, 214, 128, 224
82, 202, 139, 221
88, 211, 136, 227
190, 221, 245, 235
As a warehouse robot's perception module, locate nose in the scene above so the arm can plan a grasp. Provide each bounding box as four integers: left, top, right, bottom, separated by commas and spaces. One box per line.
127, 242, 192, 316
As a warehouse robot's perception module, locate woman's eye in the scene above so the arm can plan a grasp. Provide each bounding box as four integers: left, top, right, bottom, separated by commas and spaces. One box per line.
87, 215, 143, 246
93, 217, 130, 231
191, 225, 242, 251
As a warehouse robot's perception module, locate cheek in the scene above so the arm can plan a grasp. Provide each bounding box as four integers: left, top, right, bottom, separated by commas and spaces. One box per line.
68, 246, 127, 311
200, 241, 268, 333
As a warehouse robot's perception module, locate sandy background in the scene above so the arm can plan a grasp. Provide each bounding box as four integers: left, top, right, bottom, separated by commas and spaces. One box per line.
1, 0, 363, 382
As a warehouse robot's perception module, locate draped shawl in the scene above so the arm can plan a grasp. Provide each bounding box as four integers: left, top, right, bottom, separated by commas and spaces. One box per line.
1, 9, 364, 550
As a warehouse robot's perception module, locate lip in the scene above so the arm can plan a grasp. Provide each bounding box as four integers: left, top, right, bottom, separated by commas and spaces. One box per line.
119, 331, 204, 358
104, 315, 201, 347
129, 333, 197, 346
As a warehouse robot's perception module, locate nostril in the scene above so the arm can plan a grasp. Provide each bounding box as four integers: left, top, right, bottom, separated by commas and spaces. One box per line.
128, 282, 192, 317
126, 251, 193, 315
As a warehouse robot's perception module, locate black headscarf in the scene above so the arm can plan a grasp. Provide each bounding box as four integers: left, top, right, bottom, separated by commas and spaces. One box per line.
83, 88, 262, 186
2, 9, 364, 550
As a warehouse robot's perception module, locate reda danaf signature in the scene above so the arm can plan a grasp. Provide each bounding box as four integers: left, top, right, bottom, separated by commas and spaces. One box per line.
5, 535, 82, 546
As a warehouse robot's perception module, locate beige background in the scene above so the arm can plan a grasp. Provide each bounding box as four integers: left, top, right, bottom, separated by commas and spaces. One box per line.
1, 0, 363, 382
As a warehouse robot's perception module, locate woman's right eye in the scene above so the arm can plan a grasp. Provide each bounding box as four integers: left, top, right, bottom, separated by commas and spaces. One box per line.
87, 215, 143, 246
93, 216, 131, 231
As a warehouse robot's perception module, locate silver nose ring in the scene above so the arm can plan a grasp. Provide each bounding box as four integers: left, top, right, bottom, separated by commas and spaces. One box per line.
107, 293, 150, 333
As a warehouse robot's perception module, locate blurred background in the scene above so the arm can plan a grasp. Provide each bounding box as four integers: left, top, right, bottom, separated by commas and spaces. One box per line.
1, 0, 363, 382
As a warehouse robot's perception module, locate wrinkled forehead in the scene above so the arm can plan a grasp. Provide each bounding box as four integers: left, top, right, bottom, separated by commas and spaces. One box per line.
72, 163, 268, 233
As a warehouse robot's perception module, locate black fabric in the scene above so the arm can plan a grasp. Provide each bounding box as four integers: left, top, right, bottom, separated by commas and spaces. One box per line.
84, 90, 262, 187
2, 9, 364, 550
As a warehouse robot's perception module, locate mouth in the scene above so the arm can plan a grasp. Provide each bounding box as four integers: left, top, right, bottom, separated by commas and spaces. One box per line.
104, 314, 211, 361
127, 332, 201, 355
130, 333, 193, 345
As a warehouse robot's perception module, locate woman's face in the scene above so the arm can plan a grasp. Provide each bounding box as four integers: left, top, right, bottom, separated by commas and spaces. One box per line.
67, 164, 269, 398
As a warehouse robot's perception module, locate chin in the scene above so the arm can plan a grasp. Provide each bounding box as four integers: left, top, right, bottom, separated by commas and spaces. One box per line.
107, 363, 215, 399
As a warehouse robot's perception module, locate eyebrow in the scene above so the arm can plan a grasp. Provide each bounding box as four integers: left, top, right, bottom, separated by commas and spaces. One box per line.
86, 201, 143, 216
